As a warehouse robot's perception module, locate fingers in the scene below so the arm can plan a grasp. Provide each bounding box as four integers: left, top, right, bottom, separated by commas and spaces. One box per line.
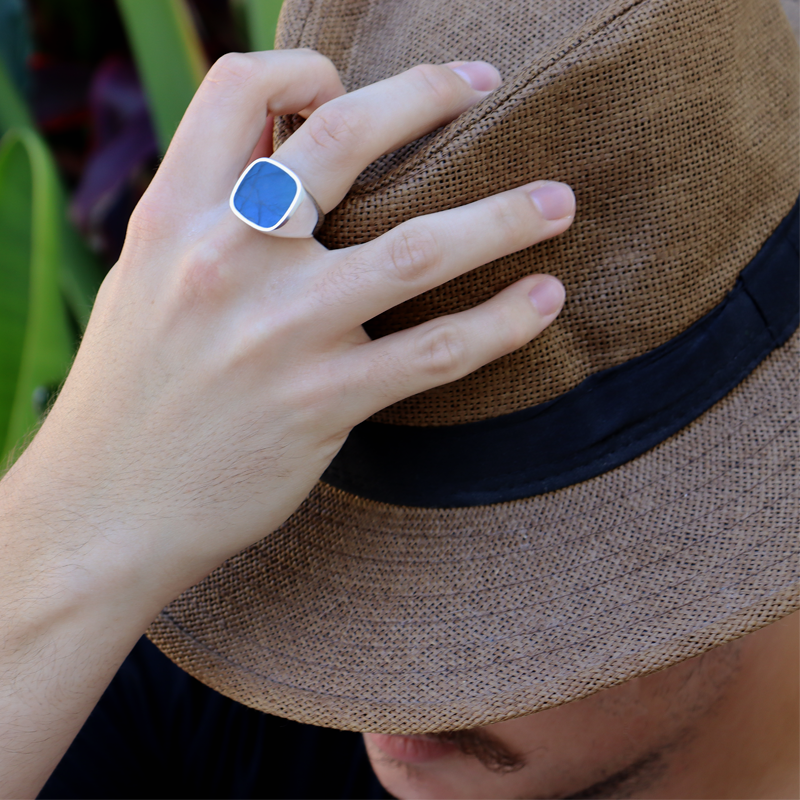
339, 273, 565, 421
153, 49, 346, 209
312, 181, 575, 332
272, 61, 501, 211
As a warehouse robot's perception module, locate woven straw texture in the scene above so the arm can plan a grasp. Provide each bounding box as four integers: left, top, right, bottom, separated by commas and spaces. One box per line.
149, 333, 799, 732
277, 0, 799, 425
148, 0, 800, 732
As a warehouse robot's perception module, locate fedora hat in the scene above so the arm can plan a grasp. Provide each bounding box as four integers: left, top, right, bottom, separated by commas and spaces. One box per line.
147, 0, 799, 734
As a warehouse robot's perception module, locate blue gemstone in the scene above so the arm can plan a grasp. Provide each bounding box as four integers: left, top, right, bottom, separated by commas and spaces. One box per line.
233, 160, 299, 229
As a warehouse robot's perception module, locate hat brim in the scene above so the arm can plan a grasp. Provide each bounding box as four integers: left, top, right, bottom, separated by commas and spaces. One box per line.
148, 330, 799, 734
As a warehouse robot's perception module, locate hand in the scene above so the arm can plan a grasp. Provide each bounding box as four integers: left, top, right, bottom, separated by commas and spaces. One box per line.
10, 49, 574, 600
0, 50, 575, 796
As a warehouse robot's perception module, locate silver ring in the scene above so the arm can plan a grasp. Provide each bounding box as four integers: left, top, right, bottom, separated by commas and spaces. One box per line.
229, 157, 324, 238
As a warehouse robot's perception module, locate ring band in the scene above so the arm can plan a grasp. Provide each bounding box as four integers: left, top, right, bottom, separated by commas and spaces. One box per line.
229, 157, 324, 238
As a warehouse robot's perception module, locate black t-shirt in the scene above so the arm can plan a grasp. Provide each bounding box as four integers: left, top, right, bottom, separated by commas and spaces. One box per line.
39, 637, 391, 799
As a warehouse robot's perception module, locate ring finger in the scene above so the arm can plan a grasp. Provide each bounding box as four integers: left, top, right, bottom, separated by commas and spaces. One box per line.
310, 181, 576, 332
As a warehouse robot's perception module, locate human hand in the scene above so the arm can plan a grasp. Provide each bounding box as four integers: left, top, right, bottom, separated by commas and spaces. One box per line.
10, 49, 575, 601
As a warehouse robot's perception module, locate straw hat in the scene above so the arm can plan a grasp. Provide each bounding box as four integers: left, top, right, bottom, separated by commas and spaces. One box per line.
148, 0, 800, 734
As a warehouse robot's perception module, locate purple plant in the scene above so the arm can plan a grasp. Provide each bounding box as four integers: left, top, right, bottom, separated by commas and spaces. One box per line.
69, 56, 157, 259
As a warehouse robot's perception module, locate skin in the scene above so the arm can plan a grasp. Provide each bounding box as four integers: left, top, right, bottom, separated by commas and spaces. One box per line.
0, 48, 794, 800
0, 51, 574, 798
365, 613, 800, 799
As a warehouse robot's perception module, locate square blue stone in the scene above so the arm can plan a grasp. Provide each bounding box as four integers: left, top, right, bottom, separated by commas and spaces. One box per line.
232, 160, 300, 229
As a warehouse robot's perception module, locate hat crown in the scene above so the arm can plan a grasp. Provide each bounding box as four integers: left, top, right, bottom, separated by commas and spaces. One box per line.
276, 0, 800, 426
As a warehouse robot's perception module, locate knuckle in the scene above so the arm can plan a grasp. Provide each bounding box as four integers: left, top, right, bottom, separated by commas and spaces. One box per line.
300, 48, 337, 76
489, 194, 529, 247
316, 254, 377, 305
176, 241, 232, 304
304, 103, 365, 157
492, 306, 530, 353
127, 200, 170, 243
385, 224, 440, 284
407, 63, 460, 106
414, 322, 467, 380
205, 52, 257, 89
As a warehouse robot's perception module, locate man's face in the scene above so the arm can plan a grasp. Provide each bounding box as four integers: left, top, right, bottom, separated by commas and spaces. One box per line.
364, 650, 735, 799
362, 615, 799, 799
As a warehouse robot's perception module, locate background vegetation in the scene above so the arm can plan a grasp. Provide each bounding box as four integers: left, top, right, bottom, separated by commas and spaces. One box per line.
0, 0, 283, 464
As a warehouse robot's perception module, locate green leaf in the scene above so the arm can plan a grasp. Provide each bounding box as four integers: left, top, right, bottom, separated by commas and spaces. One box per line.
0, 0, 32, 101
244, 0, 284, 51
0, 128, 76, 462
0, 48, 33, 135
116, 0, 208, 154
0, 69, 101, 329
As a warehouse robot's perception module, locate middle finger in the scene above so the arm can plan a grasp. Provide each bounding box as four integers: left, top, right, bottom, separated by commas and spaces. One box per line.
311, 180, 576, 332
272, 61, 501, 212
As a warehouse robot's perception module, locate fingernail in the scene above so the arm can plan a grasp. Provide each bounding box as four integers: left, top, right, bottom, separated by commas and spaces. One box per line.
529, 277, 565, 317
529, 182, 575, 221
446, 61, 502, 91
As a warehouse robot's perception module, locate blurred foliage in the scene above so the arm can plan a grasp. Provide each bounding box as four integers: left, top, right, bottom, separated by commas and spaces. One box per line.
0, 0, 33, 132
116, 0, 208, 154
244, 0, 283, 51
32, 0, 127, 64
118, 0, 284, 153
0, 46, 33, 133
0, 0, 31, 94
0, 0, 285, 462
0, 128, 75, 463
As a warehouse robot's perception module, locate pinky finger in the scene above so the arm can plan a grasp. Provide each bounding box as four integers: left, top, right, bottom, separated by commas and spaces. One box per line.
342, 274, 565, 424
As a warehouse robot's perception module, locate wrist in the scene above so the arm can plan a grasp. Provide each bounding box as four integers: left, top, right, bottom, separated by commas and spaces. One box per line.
0, 451, 171, 800
0, 446, 173, 641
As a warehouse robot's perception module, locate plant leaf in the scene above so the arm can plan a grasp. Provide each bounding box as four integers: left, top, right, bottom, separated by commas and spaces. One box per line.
116, 0, 208, 154
0, 35, 102, 329
244, 0, 284, 51
0, 0, 31, 98
0, 48, 33, 135
0, 128, 75, 462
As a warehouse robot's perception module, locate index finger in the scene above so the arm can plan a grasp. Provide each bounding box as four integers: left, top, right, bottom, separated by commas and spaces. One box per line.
272, 61, 501, 212
153, 49, 345, 209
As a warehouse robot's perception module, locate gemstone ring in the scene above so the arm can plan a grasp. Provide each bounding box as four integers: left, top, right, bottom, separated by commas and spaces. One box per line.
229, 157, 324, 238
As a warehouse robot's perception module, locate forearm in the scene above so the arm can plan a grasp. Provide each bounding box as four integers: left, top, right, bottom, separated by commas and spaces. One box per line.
0, 451, 169, 799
